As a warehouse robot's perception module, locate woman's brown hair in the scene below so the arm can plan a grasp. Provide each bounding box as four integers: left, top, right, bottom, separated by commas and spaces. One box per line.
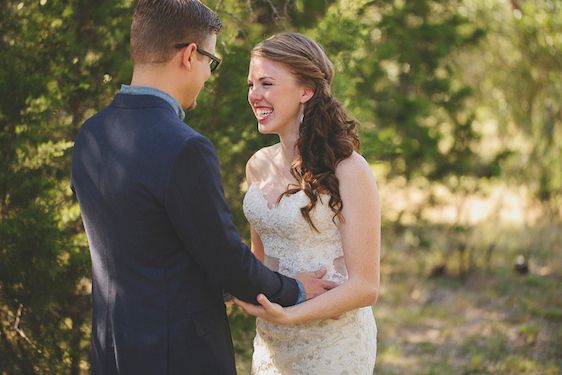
251, 32, 360, 230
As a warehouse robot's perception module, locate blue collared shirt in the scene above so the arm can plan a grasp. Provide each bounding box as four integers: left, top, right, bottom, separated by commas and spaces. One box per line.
296, 280, 306, 303
120, 84, 185, 121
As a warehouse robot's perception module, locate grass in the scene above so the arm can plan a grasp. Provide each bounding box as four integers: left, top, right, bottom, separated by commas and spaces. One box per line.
375, 269, 562, 374
375, 217, 562, 375
228, 217, 562, 374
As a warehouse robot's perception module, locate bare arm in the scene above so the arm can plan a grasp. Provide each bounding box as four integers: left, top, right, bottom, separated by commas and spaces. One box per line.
246, 157, 266, 262
235, 152, 380, 323
249, 227, 265, 262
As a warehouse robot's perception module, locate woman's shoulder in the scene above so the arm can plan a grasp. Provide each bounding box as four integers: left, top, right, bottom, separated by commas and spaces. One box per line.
336, 151, 371, 173
336, 151, 377, 186
246, 143, 280, 182
247, 143, 279, 169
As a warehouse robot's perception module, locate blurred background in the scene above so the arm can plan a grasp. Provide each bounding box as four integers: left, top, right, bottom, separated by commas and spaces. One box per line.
0, 0, 560, 374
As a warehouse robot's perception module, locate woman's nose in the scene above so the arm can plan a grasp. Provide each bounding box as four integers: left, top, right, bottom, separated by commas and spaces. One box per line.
248, 87, 262, 103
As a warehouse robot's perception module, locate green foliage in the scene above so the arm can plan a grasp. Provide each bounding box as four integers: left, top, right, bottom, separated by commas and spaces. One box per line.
0, 0, 130, 373
458, 0, 562, 211
356, 1, 486, 182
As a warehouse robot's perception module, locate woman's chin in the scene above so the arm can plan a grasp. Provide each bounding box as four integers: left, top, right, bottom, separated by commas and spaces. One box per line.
181, 97, 196, 111
257, 122, 274, 134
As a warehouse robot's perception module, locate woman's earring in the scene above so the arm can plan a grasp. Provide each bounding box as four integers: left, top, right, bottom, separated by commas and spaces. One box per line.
299, 104, 305, 124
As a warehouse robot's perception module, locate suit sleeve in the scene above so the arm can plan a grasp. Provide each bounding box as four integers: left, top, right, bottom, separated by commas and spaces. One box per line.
165, 136, 299, 306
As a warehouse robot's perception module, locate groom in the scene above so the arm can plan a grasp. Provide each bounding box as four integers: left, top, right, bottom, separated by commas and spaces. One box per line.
71, 1, 335, 374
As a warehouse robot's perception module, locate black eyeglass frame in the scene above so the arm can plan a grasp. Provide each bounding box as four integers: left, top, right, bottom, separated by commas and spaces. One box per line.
175, 42, 221, 72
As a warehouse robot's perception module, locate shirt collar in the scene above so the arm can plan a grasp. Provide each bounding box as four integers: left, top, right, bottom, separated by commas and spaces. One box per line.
119, 84, 185, 120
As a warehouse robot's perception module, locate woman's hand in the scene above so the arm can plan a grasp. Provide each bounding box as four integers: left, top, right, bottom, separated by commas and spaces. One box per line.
233, 294, 293, 325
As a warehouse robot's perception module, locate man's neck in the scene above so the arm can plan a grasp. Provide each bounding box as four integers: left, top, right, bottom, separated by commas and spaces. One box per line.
130, 68, 182, 106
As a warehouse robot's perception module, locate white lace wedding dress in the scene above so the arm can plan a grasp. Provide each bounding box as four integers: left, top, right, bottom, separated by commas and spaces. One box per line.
243, 183, 377, 375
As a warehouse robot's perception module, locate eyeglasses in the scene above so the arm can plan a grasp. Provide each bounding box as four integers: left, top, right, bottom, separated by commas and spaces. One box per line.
175, 42, 221, 73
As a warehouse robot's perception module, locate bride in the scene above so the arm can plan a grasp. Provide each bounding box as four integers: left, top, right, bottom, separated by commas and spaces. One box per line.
234, 32, 380, 374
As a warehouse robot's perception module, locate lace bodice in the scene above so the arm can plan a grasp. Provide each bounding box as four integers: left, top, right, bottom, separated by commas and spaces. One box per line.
243, 183, 348, 284
243, 183, 377, 375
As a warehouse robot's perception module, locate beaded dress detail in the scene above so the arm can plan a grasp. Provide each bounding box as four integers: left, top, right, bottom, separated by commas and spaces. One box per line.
243, 183, 377, 374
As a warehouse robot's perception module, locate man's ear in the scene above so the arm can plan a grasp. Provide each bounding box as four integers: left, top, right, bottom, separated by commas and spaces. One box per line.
180, 43, 198, 71
300, 86, 314, 104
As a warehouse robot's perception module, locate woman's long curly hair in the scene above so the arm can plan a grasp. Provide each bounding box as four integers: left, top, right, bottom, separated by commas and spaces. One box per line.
251, 32, 360, 230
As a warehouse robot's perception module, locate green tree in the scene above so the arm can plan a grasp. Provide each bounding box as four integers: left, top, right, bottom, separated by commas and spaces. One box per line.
459, 0, 562, 214
0, 0, 131, 372
352, 1, 486, 183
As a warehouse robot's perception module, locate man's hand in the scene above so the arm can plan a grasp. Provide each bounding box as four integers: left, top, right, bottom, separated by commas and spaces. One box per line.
295, 267, 338, 300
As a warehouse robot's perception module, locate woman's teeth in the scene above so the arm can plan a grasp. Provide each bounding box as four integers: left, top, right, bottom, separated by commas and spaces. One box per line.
256, 109, 272, 117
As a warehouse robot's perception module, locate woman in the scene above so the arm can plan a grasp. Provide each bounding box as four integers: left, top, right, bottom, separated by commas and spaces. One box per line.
235, 32, 380, 374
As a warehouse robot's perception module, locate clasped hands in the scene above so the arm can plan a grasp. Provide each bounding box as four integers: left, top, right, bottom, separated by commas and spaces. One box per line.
233, 267, 340, 324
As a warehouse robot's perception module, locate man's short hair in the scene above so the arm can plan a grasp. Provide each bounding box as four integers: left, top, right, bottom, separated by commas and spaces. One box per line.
131, 0, 222, 65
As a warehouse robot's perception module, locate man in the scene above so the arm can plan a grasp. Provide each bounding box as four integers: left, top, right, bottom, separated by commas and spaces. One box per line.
70, 1, 335, 374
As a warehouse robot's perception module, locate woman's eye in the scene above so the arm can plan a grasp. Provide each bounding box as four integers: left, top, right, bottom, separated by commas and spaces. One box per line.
247, 82, 254, 89
263, 82, 272, 87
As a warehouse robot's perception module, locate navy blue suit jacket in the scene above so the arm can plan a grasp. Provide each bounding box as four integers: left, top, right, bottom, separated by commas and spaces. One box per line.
71, 94, 299, 374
